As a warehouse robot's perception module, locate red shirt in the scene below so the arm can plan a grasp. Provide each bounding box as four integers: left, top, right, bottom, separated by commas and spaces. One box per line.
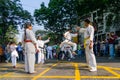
108, 35, 117, 44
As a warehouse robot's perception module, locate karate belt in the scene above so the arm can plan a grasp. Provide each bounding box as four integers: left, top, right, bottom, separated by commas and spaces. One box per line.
24, 40, 37, 51
24, 40, 32, 42
84, 37, 90, 48
39, 46, 44, 49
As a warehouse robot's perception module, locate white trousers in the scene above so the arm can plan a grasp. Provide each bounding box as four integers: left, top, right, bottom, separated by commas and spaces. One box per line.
38, 50, 45, 64
11, 56, 17, 66
64, 49, 73, 58
47, 51, 53, 59
85, 45, 97, 70
24, 53, 35, 73
60, 40, 77, 51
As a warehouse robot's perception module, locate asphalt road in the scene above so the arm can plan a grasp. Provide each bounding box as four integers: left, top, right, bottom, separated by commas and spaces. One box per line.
0, 57, 120, 80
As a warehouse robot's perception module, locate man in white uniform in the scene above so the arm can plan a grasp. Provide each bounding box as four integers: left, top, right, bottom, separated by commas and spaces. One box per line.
60, 29, 78, 54
76, 19, 97, 72
37, 36, 50, 64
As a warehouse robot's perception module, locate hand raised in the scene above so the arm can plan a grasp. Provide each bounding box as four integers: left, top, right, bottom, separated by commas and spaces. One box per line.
48, 37, 51, 40
76, 27, 80, 31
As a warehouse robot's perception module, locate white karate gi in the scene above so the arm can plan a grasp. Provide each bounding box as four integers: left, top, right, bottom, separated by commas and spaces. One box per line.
47, 46, 53, 59
60, 31, 77, 52
37, 39, 49, 64
79, 25, 97, 71
22, 29, 37, 73
61, 44, 73, 59
10, 45, 18, 67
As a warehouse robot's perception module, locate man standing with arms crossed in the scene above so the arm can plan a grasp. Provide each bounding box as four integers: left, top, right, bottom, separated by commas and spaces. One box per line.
76, 19, 97, 72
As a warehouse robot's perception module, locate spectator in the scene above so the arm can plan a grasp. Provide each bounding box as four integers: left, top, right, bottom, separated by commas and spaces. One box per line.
108, 32, 117, 59
104, 39, 109, 56
16, 42, 24, 62
0, 44, 4, 62
77, 43, 82, 57
46, 44, 53, 59
116, 41, 120, 57
52, 45, 57, 58
97, 41, 100, 56
5, 42, 11, 63
93, 41, 97, 56
100, 41, 106, 56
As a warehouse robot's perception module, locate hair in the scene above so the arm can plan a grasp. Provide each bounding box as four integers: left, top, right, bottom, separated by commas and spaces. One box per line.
10, 41, 15, 45
24, 22, 32, 41
18, 42, 22, 45
37, 36, 41, 40
24, 22, 32, 29
84, 19, 91, 24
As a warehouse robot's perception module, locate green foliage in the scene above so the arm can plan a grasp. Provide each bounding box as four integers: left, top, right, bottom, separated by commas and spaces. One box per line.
34, 0, 79, 34
34, 0, 120, 41
5, 25, 18, 43
35, 30, 48, 37
0, 0, 33, 43
34, 0, 110, 33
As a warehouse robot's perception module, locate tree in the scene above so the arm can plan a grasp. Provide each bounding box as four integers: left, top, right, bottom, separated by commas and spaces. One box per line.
5, 25, 18, 43
107, 0, 120, 30
34, 0, 109, 32
34, 0, 119, 41
34, 0, 80, 41
35, 30, 48, 37
0, 0, 33, 43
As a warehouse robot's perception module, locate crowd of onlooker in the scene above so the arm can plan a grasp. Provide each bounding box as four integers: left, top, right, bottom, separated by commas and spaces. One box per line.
75, 32, 120, 59
0, 42, 60, 63
94, 32, 120, 59
0, 32, 120, 63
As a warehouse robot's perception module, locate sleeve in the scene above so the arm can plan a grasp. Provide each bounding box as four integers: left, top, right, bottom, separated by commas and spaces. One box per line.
29, 31, 37, 44
21, 33, 24, 43
44, 39, 50, 44
79, 28, 86, 33
89, 27, 94, 41
64, 32, 69, 38
71, 33, 78, 37
36, 40, 39, 50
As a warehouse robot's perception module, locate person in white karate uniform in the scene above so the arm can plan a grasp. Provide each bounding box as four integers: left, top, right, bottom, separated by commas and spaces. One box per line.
60, 28, 78, 54
37, 36, 50, 64
76, 19, 97, 72
10, 42, 18, 68
22, 22, 38, 74
60, 43, 73, 60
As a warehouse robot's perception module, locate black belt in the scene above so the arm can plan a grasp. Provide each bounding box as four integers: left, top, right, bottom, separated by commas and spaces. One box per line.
39, 46, 44, 49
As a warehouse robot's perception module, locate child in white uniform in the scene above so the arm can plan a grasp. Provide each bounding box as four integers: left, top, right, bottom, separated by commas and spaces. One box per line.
10, 42, 18, 68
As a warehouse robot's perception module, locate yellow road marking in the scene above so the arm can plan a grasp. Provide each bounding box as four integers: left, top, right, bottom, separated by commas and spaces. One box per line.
0, 76, 75, 78
1, 75, 120, 79
81, 76, 120, 78
0, 68, 7, 70
1, 62, 120, 79
103, 67, 120, 77
32, 63, 58, 80
74, 63, 81, 80
4, 72, 13, 76
0, 76, 34, 78
40, 76, 75, 78
0, 72, 14, 78
109, 67, 120, 70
